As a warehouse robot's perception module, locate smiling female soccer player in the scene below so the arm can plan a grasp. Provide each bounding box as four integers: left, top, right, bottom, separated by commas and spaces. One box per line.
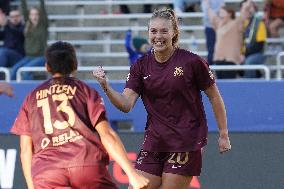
93, 8, 231, 189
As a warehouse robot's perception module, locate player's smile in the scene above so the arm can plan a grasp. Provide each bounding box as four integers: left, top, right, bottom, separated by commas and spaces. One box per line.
153, 40, 167, 48
151, 36, 170, 49
148, 17, 174, 53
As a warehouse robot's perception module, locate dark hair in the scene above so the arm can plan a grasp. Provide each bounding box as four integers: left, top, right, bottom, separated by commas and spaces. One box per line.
221, 6, 236, 19
9, 6, 20, 12
240, 0, 246, 7
45, 41, 78, 75
150, 8, 180, 47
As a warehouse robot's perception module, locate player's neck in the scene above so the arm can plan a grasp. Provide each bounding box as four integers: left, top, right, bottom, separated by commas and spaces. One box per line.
52, 73, 72, 78
153, 47, 175, 63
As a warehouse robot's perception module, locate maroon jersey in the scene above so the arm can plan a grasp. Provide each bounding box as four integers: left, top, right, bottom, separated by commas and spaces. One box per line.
11, 77, 109, 177
125, 48, 215, 152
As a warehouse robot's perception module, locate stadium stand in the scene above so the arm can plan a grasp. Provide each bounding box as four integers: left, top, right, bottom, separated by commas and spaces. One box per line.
5, 0, 283, 80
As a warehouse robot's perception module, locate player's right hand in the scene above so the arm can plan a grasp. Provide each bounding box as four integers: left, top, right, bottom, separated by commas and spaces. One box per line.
128, 172, 149, 189
93, 66, 107, 85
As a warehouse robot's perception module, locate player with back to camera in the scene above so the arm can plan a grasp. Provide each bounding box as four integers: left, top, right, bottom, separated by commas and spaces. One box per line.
10, 41, 149, 189
93, 8, 231, 189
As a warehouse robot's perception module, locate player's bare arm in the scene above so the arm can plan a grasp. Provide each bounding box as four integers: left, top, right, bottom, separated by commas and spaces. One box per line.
204, 84, 231, 154
20, 135, 34, 189
95, 119, 149, 189
93, 67, 139, 112
204, 0, 220, 30
239, 0, 253, 23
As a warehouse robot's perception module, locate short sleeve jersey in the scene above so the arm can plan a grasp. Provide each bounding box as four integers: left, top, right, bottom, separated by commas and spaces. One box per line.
125, 48, 215, 152
11, 77, 109, 177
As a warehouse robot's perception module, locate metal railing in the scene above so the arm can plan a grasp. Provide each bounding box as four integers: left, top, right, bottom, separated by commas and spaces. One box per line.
16, 66, 130, 82
210, 65, 271, 80
12, 0, 262, 6
76, 51, 208, 58
0, 67, 10, 82
12, 0, 173, 6
49, 12, 204, 21
275, 52, 284, 80
48, 38, 283, 46
61, 51, 278, 59
10, 0, 265, 21
46, 39, 282, 58
16, 65, 271, 82
48, 25, 205, 33
48, 11, 265, 21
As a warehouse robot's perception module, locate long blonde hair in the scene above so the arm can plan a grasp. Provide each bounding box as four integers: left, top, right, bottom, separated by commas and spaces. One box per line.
24, 7, 40, 34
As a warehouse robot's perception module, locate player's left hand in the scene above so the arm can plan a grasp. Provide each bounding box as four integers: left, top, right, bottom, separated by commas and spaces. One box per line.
218, 135, 231, 154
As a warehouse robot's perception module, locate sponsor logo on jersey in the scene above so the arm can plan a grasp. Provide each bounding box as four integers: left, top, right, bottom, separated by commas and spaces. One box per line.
126, 73, 130, 81
209, 70, 214, 80
143, 75, 151, 80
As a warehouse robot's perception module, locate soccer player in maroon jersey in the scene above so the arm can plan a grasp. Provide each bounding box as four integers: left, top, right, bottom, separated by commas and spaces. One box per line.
93, 8, 231, 189
10, 41, 149, 189
0, 82, 13, 97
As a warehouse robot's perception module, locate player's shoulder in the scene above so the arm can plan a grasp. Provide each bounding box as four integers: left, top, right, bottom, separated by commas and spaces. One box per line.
130, 51, 153, 72
73, 79, 101, 96
29, 77, 91, 97
21, 80, 50, 106
70, 77, 88, 89
177, 48, 200, 59
28, 79, 51, 97
137, 50, 154, 64
177, 48, 206, 66
65, 78, 99, 96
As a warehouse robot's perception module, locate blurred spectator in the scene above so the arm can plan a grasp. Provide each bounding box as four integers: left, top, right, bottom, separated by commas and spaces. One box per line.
174, 0, 201, 13
11, 0, 48, 80
242, 0, 267, 78
0, 8, 25, 69
143, 4, 152, 13
201, 0, 224, 65
119, 4, 172, 14
119, 4, 131, 14
125, 29, 151, 66
264, 0, 284, 38
0, 0, 10, 15
142, 4, 173, 13
205, 0, 252, 79
0, 82, 13, 97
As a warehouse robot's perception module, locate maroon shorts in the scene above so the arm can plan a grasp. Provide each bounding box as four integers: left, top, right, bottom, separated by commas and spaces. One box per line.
135, 150, 202, 177
32, 165, 118, 189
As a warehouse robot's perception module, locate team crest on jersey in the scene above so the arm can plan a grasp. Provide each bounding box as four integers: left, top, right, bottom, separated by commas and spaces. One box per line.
174, 67, 184, 77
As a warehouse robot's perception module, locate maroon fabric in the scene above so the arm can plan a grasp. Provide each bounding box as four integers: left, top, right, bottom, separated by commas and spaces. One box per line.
135, 150, 202, 176
125, 48, 215, 152
33, 165, 118, 189
11, 77, 109, 177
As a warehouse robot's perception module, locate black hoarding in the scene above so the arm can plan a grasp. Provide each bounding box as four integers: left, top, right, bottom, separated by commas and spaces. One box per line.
0, 133, 283, 189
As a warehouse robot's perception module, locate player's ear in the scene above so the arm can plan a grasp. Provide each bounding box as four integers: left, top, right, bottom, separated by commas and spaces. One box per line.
45, 63, 52, 73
